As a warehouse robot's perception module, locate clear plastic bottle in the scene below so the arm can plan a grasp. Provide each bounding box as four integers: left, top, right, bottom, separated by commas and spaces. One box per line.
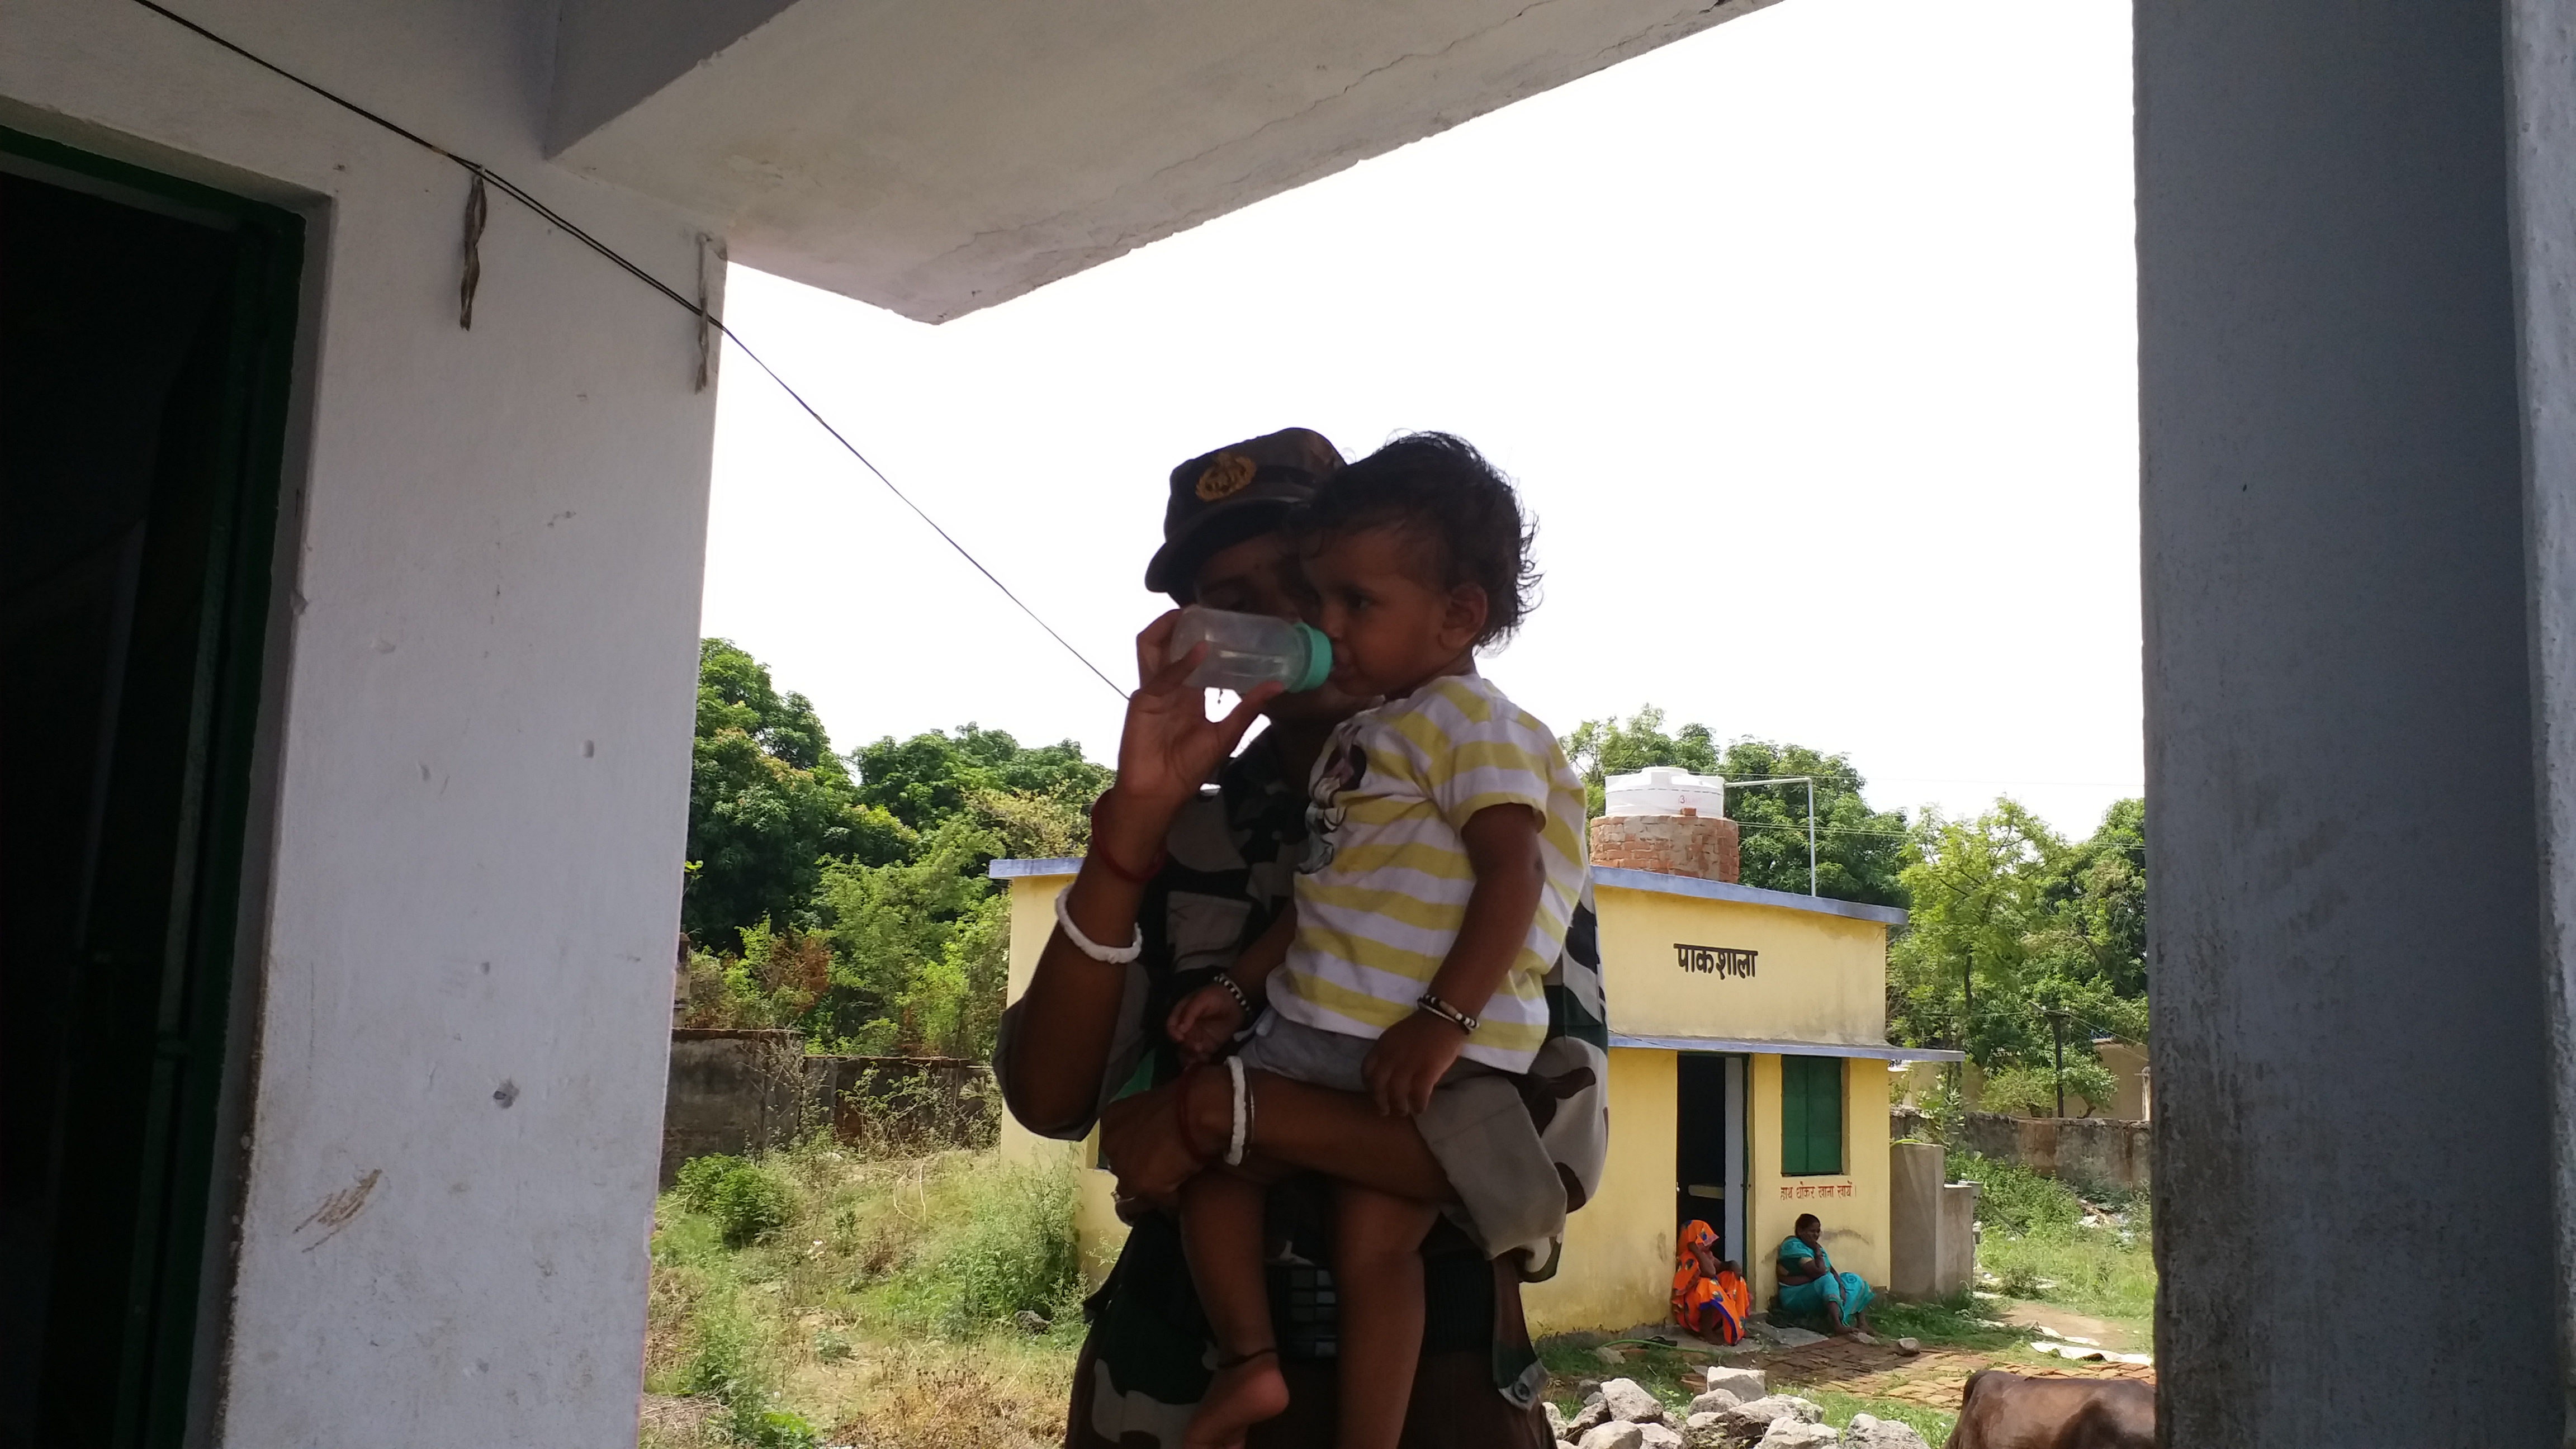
1165, 605, 1332, 693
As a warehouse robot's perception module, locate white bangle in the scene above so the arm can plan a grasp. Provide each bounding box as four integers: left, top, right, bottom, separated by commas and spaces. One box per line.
1224, 1055, 1249, 1167
1054, 887, 1143, 965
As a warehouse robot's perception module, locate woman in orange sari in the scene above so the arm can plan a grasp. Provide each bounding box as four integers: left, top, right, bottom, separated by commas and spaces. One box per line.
1671, 1219, 1751, 1344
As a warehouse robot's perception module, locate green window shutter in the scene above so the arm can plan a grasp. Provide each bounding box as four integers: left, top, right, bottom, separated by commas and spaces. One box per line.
1782, 1058, 1805, 1173
1780, 1057, 1845, 1176
1812, 1058, 1844, 1175
1779, 1057, 1807, 1175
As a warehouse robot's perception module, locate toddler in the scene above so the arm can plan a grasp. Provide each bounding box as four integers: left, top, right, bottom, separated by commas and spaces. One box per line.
1163, 433, 1589, 1449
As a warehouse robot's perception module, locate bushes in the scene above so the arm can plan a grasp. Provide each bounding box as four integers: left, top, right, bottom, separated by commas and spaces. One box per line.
675, 1286, 761, 1401
834, 1065, 1002, 1157
675, 1155, 795, 1247
1977, 1060, 2120, 1119
918, 1159, 1079, 1332
1946, 1149, 2081, 1237
665, 1281, 821, 1448
650, 1141, 1084, 1444
725, 1405, 821, 1449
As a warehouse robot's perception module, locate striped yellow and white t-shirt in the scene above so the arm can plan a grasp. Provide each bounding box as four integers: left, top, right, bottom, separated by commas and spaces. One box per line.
1270, 674, 1589, 1073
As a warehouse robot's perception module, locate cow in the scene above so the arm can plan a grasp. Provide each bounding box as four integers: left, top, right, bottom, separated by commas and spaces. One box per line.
1943, 1369, 2154, 1449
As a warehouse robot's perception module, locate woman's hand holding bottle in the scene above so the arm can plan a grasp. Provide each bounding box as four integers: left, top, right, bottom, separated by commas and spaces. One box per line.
1094, 610, 1281, 863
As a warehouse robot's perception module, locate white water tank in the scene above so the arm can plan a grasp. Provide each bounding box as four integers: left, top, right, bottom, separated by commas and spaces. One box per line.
1602, 766, 1728, 819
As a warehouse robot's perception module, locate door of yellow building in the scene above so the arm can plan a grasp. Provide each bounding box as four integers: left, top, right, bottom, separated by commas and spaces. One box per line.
1675, 1053, 1749, 1268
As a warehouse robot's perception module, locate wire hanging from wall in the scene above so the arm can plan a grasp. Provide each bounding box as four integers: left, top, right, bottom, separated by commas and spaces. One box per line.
125, 0, 1130, 701
457, 173, 486, 329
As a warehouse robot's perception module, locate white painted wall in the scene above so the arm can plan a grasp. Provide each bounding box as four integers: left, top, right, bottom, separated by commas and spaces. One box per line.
2, 3, 723, 1443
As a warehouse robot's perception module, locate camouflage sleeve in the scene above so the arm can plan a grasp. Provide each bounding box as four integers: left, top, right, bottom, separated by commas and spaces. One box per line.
1525, 879, 1611, 1279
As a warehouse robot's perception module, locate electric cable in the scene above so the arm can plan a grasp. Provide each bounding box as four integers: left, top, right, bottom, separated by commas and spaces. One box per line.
126, 0, 1130, 700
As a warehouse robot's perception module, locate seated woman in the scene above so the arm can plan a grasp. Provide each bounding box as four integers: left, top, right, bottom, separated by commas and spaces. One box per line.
1670, 1220, 1750, 1345
1773, 1213, 1877, 1337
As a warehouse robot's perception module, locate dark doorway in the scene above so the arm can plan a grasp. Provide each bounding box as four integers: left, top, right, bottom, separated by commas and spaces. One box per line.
1674, 1053, 1746, 1270
1, 129, 301, 1447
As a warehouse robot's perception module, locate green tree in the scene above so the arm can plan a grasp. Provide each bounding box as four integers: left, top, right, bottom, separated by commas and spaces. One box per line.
1710, 738, 1914, 907
1889, 798, 2149, 1112
1561, 706, 1720, 815
681, 648, 1112, 1059
803, 788, 1094, 1057
1560, 707, 1914, 906
809, 817, 1005, 1055
685, 640, 910, 949
850, 724, 1111, 832
1889, 799, 2063, 1063
2042, 797, 2147, 999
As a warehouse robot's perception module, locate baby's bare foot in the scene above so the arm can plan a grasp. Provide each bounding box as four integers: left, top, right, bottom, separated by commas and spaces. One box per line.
1184, 1347, 1287, 1449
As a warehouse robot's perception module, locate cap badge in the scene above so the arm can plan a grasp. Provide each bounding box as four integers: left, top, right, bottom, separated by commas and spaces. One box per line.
1196, 453, 1257, 501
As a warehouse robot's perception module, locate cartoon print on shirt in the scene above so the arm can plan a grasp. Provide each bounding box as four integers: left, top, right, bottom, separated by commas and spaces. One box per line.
1300, 732, 1368, 874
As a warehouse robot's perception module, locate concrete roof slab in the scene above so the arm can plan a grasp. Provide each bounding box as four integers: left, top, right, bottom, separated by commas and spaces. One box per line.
549, 0, 1777, 321
989, 856, 1083, 878
1609, 1033, 1965, 1062
1591, 865, 1911, 926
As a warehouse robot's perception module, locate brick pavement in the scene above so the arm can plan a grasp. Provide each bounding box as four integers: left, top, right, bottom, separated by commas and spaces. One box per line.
1737, 1339, 2154, 1414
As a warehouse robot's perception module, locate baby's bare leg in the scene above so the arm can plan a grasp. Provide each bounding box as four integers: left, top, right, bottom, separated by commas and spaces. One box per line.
1180, 1169, 1289, 1448
1332, 1183, 1441, 1449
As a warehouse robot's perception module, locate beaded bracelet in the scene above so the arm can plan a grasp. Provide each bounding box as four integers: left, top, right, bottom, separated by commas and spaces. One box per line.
1210, 970, 1257, 1028
1415, 991, 1479, 1035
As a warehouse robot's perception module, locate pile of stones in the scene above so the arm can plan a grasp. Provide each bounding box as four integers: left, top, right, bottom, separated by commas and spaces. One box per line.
1543, 1371, 1931, 1449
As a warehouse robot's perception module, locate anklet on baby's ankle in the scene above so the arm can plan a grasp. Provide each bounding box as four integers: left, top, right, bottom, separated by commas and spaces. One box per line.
1214, 1346, 1278, 1369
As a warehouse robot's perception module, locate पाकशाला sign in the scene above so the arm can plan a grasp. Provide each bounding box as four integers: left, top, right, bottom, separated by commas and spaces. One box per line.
1674, 943, 1758, 978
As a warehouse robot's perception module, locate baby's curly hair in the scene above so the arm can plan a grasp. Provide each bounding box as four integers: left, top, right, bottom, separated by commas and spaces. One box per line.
1304, 432, 1540, 648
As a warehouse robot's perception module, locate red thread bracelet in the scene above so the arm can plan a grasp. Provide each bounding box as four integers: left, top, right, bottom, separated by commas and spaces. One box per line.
1088, 797, 1168, 884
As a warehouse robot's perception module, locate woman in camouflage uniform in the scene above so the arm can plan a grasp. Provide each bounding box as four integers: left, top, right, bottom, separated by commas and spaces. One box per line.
995, 428, 1607, 1449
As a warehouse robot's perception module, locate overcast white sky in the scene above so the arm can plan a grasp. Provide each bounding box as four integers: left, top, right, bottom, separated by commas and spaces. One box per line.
699, 0, 2139, 839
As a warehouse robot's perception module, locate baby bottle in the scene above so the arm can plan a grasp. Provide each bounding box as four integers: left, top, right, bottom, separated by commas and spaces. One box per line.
1165, 605, 1332, 694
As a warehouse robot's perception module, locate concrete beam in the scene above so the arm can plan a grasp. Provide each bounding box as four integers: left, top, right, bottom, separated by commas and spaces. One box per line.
547, 0, 1775, 321
2138, 0, 2559, 1439
547, 0, 801, 154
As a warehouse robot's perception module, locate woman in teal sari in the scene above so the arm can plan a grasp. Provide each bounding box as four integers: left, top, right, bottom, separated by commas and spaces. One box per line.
1774, 1213, 1877, 1336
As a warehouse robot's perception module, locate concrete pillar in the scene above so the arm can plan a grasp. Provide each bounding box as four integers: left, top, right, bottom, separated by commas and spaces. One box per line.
1935, 1184, 1977, 1306
2138, 1, 2562, 1439
2507, 4, 2576, 1438
1888, 1142, 1944, 1300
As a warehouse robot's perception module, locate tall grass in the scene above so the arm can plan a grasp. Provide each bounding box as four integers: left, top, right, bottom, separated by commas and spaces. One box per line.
645, 1135, 1084, 1448
1947, 1149, 2154, 1323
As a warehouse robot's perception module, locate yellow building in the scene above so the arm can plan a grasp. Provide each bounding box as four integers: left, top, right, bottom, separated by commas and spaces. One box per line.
991, 854, 1953, 1336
